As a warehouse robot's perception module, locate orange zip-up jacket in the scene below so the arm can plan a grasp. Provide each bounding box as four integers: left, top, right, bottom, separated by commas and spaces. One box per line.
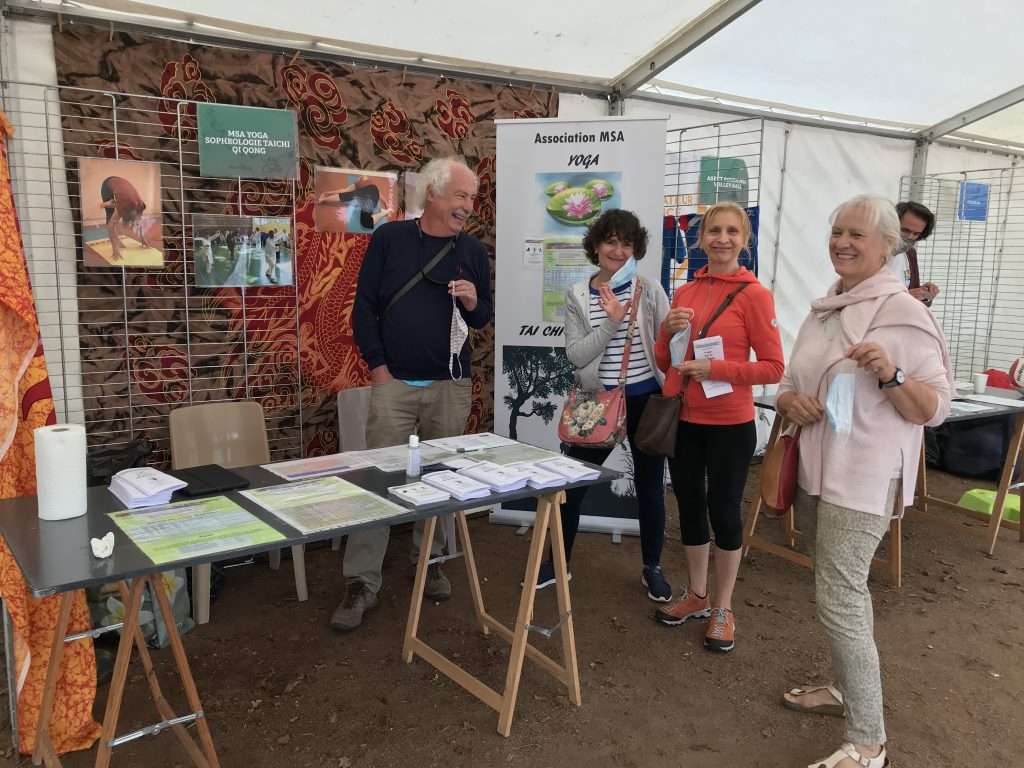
654, 266, 784, 425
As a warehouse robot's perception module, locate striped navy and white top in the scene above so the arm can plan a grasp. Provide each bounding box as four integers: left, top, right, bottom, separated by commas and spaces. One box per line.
590, 281, 659, 396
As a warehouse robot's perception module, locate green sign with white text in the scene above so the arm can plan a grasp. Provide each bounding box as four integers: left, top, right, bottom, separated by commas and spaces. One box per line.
698, 156, 748, 207
197, 103, 298, 179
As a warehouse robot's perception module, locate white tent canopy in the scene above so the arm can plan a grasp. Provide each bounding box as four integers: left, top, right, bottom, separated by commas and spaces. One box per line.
9, 0, 1024, 149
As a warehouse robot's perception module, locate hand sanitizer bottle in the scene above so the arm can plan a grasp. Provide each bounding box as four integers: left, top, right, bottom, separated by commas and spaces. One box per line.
406, 434, 421, 478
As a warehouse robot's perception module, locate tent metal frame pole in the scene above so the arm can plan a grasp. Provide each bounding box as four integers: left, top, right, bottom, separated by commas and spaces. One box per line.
921, 85, 1024, 141
610, 0, 763, 99
908, 139, 929, 202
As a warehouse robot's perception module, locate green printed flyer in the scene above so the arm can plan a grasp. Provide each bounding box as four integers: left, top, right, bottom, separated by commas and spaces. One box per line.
109, 496, 285, 566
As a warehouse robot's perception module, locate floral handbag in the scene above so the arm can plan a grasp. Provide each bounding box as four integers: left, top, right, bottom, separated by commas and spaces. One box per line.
557, 279, 643, 449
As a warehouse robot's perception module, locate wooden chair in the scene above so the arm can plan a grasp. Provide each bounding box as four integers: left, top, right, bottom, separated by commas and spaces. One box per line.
169, 400, 308, 624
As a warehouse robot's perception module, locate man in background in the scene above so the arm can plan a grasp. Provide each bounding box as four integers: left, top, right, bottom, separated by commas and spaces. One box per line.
891, 201, 940, 306
333, 157, 492, 633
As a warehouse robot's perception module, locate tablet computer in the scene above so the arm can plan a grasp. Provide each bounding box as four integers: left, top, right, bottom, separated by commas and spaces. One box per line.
171, 464, 250, 496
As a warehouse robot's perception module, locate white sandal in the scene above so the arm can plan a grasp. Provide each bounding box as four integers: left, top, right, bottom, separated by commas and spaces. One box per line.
808, 742, 889, 768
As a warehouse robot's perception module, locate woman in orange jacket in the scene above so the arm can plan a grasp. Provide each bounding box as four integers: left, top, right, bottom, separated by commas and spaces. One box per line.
653, 202, 784, 653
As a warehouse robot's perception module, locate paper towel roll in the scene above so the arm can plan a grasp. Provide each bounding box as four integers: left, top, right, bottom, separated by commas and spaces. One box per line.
35, 424, 88, 521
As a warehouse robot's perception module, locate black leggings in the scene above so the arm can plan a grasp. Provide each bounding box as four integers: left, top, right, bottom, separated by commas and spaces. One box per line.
667, 420, 756, 551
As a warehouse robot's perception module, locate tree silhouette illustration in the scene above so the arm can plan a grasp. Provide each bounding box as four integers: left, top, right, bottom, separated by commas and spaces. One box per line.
502, 346, 575, 439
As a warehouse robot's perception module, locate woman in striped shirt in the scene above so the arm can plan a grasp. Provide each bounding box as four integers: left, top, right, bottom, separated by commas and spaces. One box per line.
539, 209, 672, 602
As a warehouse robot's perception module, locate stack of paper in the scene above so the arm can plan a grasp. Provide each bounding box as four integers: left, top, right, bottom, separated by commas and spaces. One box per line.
389, 482, 450, 506
109, 467, 187, 508
502, 461, 565, 489
457, 461, 531, 492
421, 470, 492, 501
536, 457, 600, 482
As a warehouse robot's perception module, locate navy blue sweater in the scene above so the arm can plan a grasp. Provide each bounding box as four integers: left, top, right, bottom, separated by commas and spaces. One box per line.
353, 219, 492, 380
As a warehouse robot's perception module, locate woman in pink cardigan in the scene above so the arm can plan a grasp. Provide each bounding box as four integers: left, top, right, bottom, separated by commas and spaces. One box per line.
775, 195, 953, 768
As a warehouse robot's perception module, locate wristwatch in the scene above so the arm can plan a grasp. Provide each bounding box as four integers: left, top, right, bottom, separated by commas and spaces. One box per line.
878, 368, 906, 389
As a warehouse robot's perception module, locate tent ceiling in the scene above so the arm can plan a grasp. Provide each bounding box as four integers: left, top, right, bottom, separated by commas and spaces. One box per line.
12, 0, 1024, 149
652, 0, 1024, 132
49, 0, 720, 83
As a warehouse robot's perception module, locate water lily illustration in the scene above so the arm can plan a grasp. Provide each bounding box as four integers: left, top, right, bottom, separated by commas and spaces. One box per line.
101, 595, 155, 632
562, 191, 596, 219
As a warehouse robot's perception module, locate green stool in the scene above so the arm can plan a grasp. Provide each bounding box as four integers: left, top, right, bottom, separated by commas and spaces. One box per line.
957, 488, 1021, 523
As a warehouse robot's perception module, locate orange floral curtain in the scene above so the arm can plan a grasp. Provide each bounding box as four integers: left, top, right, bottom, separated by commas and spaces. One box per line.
0, 110, 101, 756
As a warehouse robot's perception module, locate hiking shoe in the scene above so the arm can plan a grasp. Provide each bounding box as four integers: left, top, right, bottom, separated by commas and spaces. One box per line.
424, 563, 452, 602
654, 588, 711, 626
704, 607, 736, 653
534, 559, 572, 590
330, 580, 378, 632
641, 565, 672, 602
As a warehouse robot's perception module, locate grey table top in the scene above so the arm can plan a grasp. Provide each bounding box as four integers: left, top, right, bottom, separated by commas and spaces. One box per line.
0, 455, 618, 597
754, 387, 1024, 424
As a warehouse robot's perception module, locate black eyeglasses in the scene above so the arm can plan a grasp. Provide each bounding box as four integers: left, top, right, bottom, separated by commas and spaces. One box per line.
417, 220, 462, 285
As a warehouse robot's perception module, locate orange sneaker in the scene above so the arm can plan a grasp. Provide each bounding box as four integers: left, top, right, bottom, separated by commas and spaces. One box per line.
704, 607, 735, 653
654, 588, 711, 626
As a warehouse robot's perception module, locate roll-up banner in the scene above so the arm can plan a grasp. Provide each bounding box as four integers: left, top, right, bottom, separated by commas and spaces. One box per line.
492, 116, 668, 533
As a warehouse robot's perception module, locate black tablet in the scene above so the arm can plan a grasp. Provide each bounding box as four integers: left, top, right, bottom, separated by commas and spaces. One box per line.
171, 464, 250, 496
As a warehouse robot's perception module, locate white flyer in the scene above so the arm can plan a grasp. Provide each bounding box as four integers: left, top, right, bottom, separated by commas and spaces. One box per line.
523, 238, 544, 270
691, 335, 733, 399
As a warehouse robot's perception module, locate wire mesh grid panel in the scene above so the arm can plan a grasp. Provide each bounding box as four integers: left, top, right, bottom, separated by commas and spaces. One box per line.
900, 167, 1024, 382
2, 81, 302, 466
663, 118, 763, 296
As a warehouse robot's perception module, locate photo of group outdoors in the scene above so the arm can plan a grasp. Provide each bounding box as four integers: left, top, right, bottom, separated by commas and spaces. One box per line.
78, 157, 165, 267
192, 214, 292, 287
312, 166, 398, 234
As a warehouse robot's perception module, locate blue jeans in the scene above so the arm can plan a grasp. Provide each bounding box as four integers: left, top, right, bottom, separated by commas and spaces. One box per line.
560, 391, 666, 568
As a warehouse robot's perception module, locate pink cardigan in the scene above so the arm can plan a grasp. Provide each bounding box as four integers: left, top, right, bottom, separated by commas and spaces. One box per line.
778, 270, 953, 516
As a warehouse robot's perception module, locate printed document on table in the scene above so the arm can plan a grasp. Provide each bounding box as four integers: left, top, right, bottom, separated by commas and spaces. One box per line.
347, 444, 454, 472
461, 443, 562, 466
493, 461, 564, 490
423, 432, 519, 453
950, 400, 995, 414
691, 335, 732, 399
958, 394, 1024, 409
108, 496, 286, 566
389, 482, 450, 506
241, 476, 407, 535
537, 457, 599, 481
262, 452, 371, 481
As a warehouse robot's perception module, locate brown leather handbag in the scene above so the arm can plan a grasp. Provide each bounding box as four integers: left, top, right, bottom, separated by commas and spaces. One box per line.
759, 425, 802, 517
632, 389, 683, 457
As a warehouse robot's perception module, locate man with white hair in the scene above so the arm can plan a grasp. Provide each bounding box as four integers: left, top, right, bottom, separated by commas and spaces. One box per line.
333, 157, 492, 632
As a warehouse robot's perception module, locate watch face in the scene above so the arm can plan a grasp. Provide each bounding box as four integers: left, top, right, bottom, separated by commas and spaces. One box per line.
895, 369, 906, 384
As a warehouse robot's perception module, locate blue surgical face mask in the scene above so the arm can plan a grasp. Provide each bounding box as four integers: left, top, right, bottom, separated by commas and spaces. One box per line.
669, 326, 691, 366
825, 372, 856, 441
607, 256, 636, 289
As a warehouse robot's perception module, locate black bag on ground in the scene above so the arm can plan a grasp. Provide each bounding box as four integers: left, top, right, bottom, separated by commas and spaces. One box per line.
929, 416, 1022, 481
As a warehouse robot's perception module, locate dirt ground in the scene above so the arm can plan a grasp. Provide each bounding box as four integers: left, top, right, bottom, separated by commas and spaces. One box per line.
3, 466, 1022, 768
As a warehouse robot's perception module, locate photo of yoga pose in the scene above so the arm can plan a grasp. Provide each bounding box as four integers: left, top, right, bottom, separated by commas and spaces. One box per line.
313, 167, 397, 234
79, 157, 164, 267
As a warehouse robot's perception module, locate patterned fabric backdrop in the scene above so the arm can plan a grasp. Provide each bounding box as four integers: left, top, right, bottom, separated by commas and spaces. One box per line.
50, 24, 556, 462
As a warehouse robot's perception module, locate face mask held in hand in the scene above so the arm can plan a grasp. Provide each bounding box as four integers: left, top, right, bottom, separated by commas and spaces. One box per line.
669, 326, 692, 366
448, 288, 469, 380
825, 371, 856, 444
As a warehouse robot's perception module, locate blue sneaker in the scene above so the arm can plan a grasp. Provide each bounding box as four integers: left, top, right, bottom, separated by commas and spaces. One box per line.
642, 565, 672, 602
535, 559, 572, 589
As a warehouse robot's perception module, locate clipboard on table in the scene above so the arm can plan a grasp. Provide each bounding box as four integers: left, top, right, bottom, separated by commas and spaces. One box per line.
170, 464, 250, 496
